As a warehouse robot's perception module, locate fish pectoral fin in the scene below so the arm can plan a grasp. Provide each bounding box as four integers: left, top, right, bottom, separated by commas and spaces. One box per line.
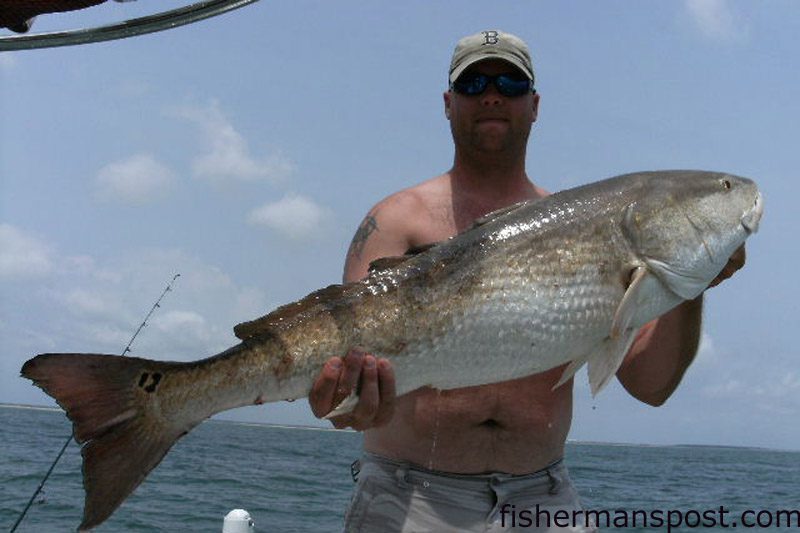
590, 266, 651, 396
588, 327, 639, 396
323, 389, 360, 419
611, 266, 649, 339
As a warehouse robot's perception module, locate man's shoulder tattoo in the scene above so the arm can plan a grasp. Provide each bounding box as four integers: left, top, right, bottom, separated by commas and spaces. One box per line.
348, 213, 379, 259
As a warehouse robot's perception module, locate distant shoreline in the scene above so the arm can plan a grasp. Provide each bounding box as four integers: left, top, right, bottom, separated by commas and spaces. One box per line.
2, 402, 796, 453
0, 402, 352, 432
0, 402, 61, 413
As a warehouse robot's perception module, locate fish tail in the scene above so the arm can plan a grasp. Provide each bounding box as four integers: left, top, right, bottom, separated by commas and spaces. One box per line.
21, 353, 194, 530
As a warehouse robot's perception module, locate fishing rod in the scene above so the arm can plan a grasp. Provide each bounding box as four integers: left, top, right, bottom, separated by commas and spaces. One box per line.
10, 273, 181, 532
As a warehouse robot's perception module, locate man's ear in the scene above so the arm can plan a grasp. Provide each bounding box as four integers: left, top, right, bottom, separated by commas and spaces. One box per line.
443, 91, 452, 119
531, 92, 540, 122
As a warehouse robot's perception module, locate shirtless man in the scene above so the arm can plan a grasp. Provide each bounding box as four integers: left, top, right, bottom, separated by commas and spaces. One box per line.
309, 30, 745, 532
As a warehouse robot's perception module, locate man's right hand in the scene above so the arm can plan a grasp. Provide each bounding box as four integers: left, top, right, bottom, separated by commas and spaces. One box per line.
308, 348, 397, 431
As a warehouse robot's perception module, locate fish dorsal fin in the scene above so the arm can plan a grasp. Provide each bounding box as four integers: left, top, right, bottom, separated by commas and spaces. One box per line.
233, 283, 346, 340
406, 242, 439, 255
237, 241, 443, 339
368, 256, 412, 273
367, 242, 440, 274
469, 200, 531, 229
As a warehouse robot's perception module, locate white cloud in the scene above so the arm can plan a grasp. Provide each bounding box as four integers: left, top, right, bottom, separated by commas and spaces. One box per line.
95, 153, 176, 205
84, 323, 133, 350
247, 194, 331, 240
4, 246, 268, 362
702, 368, 800, 415
153, 310, 212, 349
0, 224, 53, 280
688, 331, 798, 415
63, 287, 112, 315
684, 0, 748, 43
703, 377, 744, 398
177, 101, 294, 183
156, 310, 206, 332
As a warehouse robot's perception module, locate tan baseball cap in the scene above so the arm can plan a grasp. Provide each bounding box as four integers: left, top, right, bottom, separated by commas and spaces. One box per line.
449, 30, 535, 84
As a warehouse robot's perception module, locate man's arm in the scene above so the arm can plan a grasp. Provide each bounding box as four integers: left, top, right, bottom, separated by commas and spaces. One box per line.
616, 297, 703, 406
617, 245, 747, 406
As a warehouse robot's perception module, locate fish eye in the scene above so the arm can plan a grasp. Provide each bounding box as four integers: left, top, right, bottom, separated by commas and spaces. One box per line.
722, 179, 732, 190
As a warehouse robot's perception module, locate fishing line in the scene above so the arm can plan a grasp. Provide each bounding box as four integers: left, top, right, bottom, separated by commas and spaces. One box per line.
10, 273, 181, 532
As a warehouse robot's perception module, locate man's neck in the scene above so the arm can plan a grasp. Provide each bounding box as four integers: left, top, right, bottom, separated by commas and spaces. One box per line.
449, 152, 538, 211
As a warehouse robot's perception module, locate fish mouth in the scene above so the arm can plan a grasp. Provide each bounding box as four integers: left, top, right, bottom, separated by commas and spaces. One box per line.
741, 192, 764, 234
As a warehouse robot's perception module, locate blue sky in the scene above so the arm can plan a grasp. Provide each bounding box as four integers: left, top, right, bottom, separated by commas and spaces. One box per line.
1, 1, 797, 450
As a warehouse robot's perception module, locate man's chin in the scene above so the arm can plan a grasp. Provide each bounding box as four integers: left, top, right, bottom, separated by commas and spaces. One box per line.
472, 135, 512, 153
475, 121, 511, 137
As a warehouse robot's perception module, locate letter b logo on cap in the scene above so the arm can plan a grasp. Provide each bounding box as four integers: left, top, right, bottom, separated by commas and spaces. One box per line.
482, 30, 499, 45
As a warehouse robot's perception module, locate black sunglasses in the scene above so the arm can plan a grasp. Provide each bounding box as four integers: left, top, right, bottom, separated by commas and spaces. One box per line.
450, 73, 535, 97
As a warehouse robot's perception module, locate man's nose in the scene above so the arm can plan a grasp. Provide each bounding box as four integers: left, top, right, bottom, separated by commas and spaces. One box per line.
480, 83, 504, 106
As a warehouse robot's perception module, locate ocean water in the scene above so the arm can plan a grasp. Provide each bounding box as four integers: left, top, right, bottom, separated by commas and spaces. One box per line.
1, 405, 798, 532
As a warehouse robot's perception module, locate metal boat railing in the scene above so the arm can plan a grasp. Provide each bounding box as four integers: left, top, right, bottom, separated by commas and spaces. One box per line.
0, 0, 260, 51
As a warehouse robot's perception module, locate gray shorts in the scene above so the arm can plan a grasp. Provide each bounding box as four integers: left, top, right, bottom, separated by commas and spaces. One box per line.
343, 452, 597, 532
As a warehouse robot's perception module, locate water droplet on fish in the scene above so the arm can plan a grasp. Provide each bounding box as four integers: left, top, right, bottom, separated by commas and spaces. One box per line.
427, 389, 442, 471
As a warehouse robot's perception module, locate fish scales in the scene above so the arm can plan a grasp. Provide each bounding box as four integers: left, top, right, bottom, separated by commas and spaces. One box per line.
20, 170, 763, 530
390, 186, 633, 392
